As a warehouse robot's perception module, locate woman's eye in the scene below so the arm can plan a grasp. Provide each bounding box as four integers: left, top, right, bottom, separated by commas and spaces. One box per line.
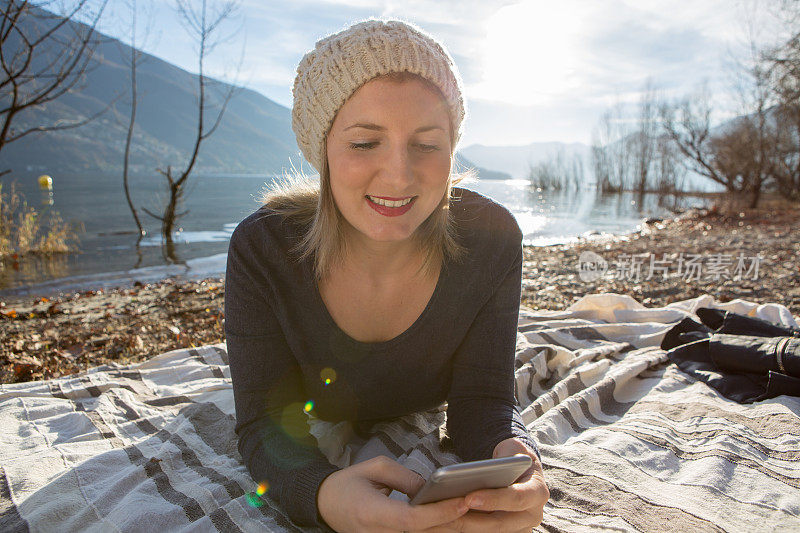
348, 142, 440, 152
418, 144, 439, 152
350, 142, 377, 150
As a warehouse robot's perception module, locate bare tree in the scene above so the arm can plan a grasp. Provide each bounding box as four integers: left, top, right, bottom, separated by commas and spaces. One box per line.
765, 104, 800, 201
630, 78, 659, 194
764, 1, 800, 201
607, 103, 631, 192
591, 102, 630, 193
142, 0, 242, 252
765, 0, 800, 105
660, 85, 772, 210
660, 89, 740, 204
590, 129, 610, 192
712, 119, 766, 204
767, 32, 800, 105
0, 0, 109, 177
528, 148, 585, 191
115, 0, 156, 240
731, 9, 777, 208
652, 134, 686, 198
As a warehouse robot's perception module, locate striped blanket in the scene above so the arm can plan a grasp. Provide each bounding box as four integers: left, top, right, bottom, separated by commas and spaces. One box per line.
1, 293, 799, 532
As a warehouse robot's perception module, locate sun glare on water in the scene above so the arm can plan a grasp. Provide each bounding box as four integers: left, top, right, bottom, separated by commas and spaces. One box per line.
471, 1, 583, 106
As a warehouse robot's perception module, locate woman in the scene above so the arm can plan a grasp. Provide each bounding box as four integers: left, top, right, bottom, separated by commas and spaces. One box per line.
224, 18, 549, 532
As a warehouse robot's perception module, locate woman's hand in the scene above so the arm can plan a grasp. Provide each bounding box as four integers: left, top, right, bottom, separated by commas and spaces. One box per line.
317, 455, 470, 532
439, 437, 549, 533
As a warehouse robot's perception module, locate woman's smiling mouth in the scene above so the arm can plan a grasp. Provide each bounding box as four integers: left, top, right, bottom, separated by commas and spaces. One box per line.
365, 195, 417, 216
365, 195, 415, 207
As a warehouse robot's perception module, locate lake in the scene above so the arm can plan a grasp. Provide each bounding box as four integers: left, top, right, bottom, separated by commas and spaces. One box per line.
0, 172, 708, 296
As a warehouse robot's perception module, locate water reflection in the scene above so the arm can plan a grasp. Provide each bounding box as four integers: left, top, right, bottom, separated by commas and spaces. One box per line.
0, 173, 709, 294
137, 229, 232, 247
471, 182, 708, 247
0, 253, 71, 289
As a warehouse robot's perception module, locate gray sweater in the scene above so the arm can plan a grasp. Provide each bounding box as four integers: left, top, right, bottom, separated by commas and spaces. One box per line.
224, 187, 538, 529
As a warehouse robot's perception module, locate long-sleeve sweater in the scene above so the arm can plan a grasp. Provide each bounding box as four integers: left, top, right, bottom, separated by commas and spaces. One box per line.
224, 186, 539, 529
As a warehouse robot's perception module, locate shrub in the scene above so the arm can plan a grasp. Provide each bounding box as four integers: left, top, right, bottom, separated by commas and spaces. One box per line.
0, 181, 79, 259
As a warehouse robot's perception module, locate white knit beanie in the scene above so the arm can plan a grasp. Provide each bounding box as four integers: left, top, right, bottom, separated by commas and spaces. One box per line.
291, 18, 467, 174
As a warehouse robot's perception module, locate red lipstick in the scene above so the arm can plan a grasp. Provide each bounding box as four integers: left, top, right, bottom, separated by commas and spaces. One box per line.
365, 196, 416, 217
369, 195, 413, 200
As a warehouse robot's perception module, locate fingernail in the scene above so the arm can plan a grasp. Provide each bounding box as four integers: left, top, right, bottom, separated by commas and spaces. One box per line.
468, 497, 482, 508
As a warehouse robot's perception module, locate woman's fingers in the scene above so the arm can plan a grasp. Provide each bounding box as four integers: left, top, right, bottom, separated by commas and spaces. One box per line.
440, 509, 541, 533
362, 455, 426, 496
357, 457, 469, 531
404, 497, 471, 532
360, 492, 468, 532
465, 475, 549, 513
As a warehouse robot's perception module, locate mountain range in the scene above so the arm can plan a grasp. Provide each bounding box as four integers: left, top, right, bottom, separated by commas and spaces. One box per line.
0, 5, 597, 184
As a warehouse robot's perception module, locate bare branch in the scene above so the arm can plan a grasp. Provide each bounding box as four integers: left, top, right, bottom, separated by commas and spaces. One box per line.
0, 0, 110, 162
4, 92, 120, 144
140, 206, 164, 221
149, 0, 242, 246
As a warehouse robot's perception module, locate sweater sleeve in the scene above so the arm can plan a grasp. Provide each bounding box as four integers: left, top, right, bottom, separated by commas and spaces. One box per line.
445, 214, 540, 463
224, 223, 340, 529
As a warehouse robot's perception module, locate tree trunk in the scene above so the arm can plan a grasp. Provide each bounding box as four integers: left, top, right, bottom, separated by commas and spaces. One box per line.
749, 185, 761, 209
123, 23, 145, 238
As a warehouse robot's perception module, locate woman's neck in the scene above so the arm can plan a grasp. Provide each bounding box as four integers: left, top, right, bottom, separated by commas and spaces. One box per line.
340, 225, 429, 283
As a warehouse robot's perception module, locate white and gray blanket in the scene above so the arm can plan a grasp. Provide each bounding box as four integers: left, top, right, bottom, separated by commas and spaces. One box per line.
1, 293, 799, 532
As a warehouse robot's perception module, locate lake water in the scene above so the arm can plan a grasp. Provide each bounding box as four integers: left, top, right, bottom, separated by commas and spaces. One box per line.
0, 172, 707, 297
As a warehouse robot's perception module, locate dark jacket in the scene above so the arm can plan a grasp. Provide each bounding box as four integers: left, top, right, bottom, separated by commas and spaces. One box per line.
661, 307, 800, 403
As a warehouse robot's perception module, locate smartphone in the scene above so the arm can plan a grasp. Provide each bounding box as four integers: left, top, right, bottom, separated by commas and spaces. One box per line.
408, 454, 532, 506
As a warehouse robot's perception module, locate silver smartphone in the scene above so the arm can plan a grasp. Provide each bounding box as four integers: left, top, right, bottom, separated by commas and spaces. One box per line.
408, 454, 532, 506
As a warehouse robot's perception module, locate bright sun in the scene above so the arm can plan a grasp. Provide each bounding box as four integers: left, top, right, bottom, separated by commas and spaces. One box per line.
471, 1, 583, 106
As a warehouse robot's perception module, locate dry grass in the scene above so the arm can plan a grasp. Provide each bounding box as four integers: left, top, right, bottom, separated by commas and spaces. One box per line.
0, 181, 79, 259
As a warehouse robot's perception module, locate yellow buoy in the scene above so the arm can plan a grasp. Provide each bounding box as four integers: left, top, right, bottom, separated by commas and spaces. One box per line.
38, 175, 53, 190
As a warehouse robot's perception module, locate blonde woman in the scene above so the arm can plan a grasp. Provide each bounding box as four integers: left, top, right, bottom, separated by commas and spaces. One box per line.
224, 18, 548, 532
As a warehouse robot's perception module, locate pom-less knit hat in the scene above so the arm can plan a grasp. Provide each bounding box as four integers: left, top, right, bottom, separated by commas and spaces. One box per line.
291, 18, 467, 174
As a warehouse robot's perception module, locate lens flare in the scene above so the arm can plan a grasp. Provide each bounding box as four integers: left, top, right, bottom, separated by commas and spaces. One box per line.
281, 403, 309, 439
246, 492, 264, 507
320, 367, 337, 385
246, 481, 270, 507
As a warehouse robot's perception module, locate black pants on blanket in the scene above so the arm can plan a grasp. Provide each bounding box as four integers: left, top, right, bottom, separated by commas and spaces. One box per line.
661, 307, 800, 403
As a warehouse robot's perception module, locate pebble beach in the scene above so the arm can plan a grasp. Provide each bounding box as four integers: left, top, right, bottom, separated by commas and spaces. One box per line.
2, 202, 799, 384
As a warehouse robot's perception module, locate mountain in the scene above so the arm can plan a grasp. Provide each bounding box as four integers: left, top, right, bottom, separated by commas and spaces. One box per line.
0, 4, 303, 178
0, 6, 515, 182
453, 153, 510, 180
459, 142, 591, 180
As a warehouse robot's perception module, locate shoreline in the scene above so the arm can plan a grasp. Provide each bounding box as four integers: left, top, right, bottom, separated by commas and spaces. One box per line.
2, 204, 798, 384
1, 186, 695, 299
0, 252, 230, 300
0, 234, 641, 302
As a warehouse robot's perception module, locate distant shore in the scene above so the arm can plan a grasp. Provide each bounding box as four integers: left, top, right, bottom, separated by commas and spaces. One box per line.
2, 201, 798, 384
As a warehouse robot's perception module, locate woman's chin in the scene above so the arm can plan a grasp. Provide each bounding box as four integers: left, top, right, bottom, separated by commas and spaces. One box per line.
366, 231, 416, 244
355, 225, 418, 245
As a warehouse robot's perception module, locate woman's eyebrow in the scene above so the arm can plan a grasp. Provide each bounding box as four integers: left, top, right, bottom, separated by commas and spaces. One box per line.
343, 122, 445, 133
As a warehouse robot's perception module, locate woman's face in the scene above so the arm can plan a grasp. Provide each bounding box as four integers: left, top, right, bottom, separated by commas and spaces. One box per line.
326, 76, 453, 248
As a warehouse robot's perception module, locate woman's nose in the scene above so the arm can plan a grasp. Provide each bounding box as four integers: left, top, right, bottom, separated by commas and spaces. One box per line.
381, 143, 415, 188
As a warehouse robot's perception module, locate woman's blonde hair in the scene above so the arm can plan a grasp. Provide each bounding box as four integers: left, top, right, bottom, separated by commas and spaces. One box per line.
256, 71, 477, 281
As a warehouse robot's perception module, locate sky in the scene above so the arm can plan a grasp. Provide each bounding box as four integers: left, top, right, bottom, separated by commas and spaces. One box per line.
86, 0, 790, 149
